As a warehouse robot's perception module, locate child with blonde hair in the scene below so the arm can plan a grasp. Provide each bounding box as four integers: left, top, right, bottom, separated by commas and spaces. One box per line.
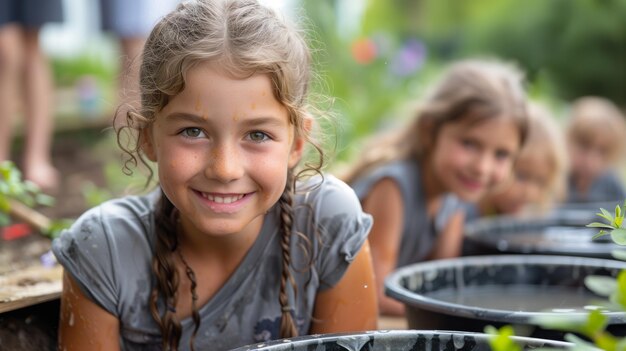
52, 1, 377, 350
565, 96, 626, 203
344, 59, 529, 315
466, 102, 567, 218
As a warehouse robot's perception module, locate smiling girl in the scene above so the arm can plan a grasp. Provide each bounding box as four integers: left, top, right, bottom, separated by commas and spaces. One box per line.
343, 59, 529, 316
52, 1, 377, 350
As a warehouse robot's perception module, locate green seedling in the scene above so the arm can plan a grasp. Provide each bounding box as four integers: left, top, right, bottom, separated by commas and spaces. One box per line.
0, 160, 68, 238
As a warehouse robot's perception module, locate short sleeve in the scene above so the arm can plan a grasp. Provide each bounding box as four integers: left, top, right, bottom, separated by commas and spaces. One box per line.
52, 206, 120, 315
51, 194, 156, 317
303, 176, 373, 290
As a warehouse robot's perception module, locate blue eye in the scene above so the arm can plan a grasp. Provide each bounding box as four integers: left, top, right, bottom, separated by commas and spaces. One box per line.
461, 139, 478, 149
181, 127, 204, 138
248, 131, 270, 142
495, 149, 511, 161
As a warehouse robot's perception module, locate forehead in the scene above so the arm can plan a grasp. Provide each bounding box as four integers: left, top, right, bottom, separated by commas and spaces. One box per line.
182, 62, 275, 100
445, 117, 521, 143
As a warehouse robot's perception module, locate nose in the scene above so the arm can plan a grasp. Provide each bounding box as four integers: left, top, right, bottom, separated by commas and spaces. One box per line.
471, 152, 493, 178
206, 143, 244, 183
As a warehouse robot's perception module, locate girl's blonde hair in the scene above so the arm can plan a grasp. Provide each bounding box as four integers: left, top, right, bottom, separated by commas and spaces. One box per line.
343, 59, 529, 184
566, 96, 626, 165
517, 102, 568, 211
114, 0, 323, 349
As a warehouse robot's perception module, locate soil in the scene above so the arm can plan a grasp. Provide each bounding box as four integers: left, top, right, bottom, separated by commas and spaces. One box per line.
1, 125, 113, 350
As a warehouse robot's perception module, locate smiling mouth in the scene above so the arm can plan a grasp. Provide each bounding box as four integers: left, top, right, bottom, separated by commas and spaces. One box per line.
198, 192, 245, 204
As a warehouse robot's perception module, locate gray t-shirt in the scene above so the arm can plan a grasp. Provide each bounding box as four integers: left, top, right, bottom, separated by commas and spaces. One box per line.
350, 160, 461, 267
52, 175, 372, 351
566, 171, 626, 204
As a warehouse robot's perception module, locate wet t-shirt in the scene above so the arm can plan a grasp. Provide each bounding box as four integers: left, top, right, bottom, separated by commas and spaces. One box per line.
350, 159, 461, 267
52, 175, 372, 350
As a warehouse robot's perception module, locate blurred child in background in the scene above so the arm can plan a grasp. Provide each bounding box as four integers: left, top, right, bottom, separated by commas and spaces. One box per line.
343, 59, 529, 315
565, 96, 626, 204
466, 101, 567, 219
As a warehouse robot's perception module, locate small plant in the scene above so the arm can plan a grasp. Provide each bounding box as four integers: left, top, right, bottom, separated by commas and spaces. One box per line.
485, 202, 626, 350
0, 161, 69, 238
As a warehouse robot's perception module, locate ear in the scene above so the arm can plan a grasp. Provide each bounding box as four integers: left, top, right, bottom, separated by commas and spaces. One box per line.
140, 127, 157, 162
288, 117, 312, 168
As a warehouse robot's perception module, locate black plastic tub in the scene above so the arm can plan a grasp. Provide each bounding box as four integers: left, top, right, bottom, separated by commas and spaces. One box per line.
463, 210, 621, 258
385, 255, 626, 339
231, 330, 574, 350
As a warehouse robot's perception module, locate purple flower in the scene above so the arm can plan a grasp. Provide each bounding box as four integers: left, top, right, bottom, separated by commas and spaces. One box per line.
390, 39, 427, 76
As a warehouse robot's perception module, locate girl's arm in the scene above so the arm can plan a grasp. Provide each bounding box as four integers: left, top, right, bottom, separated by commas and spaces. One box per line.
58, 271, 121, 351
310, 240, 378, 333
427, 210, 465, 260
360, 178, 405, 316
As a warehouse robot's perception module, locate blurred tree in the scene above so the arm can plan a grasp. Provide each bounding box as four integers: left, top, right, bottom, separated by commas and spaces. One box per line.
466, 0, 626, 107
300, 0, 433, 163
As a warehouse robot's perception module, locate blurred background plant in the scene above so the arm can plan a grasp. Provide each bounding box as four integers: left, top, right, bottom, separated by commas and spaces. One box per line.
6, 0, 621, 214
298, 0, 625, 166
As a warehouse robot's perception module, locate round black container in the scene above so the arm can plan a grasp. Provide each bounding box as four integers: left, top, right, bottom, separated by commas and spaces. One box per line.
464, 210, 621, 258
231, 330, 573, 350
385, 255, 626, 339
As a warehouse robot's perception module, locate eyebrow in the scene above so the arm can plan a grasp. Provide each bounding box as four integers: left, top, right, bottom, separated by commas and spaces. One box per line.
165, 112, 288, 128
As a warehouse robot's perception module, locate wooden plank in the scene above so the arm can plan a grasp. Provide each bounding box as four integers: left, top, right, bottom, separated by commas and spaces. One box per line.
0, 264, 62, 313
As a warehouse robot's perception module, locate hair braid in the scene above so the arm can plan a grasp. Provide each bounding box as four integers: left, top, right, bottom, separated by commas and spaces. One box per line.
278, 171, 298, 338
149, 194, 183, 350
177, 249, 201, 351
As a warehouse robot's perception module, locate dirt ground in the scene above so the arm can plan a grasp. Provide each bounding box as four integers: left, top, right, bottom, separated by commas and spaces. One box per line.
1, 125, 113, 350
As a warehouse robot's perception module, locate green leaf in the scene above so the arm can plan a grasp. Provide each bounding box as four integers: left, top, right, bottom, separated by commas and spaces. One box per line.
582, 310, 608, 335
484, 325, 521, 351
593, 230, 609, 239
598, 208, 615, 224
35, 193, 55, 207
0, 196, 10, 213
612, 228, 626, 246
587, 222, 617, 229
612, 270, 626, 310
563, 333, 600, 350
616, 204, 624, 228
533, 314, 586, 332
0, 212, 9, 226
585, 276, 617, 297
612, 250, 626, 261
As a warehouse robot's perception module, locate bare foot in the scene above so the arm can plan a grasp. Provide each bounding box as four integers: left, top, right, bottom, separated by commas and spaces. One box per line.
24, 162, 60, 193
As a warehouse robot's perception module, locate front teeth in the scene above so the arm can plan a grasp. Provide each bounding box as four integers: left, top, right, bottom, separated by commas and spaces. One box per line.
203, 193, 244, 204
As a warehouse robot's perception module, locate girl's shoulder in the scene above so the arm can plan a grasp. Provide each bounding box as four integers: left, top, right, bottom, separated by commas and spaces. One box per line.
295, 174, 365, 218
55, 190, 160, 245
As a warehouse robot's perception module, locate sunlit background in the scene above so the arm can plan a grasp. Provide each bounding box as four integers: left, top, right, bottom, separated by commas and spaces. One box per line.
15, 0, 625, 209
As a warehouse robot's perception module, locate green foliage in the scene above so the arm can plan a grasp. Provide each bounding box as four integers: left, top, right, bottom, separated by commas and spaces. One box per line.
427, 0, 626, 105
587, 202, 626, 260
484, 325, 522, 351
43, 219, 74, 239
0, 161, 55, 227
533, 202, 626, 350
51, 53, 116, 88
300, 0, 435, 163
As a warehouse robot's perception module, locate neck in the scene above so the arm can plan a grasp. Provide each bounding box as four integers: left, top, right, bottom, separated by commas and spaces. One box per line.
178, 216, 263, 262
